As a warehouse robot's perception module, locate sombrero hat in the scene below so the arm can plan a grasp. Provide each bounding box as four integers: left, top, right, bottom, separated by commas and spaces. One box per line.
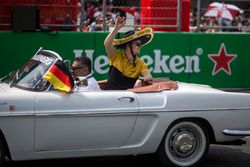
113, 27, 154, 49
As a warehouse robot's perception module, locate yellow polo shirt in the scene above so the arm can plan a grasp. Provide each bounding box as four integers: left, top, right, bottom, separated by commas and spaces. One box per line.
105, 50, 149, 90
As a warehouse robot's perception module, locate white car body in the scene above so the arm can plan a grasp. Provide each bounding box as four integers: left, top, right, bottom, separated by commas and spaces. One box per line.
1, 49, 250, 167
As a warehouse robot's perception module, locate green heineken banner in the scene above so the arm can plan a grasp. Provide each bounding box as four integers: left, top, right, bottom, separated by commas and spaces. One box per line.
0, 32, 249, 89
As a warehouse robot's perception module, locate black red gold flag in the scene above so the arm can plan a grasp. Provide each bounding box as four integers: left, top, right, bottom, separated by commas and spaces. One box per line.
44, 61, 74, 92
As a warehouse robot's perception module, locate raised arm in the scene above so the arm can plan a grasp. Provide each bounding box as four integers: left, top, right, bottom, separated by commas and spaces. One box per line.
104, 16, 126, 57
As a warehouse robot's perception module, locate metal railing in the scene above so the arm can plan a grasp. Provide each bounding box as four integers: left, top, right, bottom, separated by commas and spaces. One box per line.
1, 0, 249, 32
81, 0, 183, 32
0, 0, 183, 32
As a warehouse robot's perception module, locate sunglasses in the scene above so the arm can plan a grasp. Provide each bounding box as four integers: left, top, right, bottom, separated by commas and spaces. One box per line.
71, 66, 84, 71
133, 41, 142, 47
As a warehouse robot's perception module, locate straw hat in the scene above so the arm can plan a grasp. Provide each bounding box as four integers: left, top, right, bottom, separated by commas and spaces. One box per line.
112, 27, 154, 49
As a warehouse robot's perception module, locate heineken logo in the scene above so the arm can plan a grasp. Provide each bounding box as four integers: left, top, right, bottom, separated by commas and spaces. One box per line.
208, 43, 237, 75
142, 50, 200, 74
73, 49, 201, 75
73, 43, 237, 76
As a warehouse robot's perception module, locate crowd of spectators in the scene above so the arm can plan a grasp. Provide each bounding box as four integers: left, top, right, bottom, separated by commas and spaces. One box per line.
76, 1, 140, 32
66, 1, 250, 33
1, 0, 250, 33
190, 8, 250, 33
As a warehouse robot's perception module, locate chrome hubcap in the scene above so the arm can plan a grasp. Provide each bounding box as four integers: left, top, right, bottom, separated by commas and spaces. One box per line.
170, 130, 196, 158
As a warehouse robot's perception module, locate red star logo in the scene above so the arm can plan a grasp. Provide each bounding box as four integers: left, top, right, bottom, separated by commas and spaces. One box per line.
208, 43, 237, 75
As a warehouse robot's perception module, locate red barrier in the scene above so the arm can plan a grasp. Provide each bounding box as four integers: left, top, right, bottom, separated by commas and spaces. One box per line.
140, 0, 190, 32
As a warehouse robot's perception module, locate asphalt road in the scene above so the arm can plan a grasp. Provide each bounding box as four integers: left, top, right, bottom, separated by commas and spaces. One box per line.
5, 138, 250, 167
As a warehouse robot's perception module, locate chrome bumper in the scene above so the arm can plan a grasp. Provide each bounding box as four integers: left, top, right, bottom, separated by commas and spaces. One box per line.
223, 129, 250, 136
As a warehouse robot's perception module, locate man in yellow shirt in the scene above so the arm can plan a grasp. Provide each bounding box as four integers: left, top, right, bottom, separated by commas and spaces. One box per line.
104, 16, 154, 90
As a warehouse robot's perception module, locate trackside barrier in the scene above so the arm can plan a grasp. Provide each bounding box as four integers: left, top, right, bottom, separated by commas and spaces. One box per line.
0, 32, 249, 89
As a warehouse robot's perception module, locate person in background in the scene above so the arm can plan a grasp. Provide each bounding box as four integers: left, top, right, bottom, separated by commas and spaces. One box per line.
205, 18, 217, 32
104, 16, 154, 90
71, 57, 100, 91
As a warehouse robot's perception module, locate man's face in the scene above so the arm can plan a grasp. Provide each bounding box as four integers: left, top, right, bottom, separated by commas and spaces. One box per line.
131, 40, 142, 54
71, 61, 86, 77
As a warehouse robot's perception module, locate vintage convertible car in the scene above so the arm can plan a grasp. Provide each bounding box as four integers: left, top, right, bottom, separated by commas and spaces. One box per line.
1, 49, 250, 167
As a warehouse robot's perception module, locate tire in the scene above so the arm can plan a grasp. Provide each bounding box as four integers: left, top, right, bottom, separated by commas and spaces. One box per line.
158, 121, 209, 167
0, 140, 5, 166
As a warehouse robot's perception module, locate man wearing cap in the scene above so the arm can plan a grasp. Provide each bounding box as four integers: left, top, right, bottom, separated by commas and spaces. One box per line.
104, 16, 153, 90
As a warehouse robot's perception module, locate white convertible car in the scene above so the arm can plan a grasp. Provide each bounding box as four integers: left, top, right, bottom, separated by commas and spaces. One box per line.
1, 49, 250, 167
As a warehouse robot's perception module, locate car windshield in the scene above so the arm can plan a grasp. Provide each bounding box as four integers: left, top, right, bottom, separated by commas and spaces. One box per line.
11, 50, 59, 91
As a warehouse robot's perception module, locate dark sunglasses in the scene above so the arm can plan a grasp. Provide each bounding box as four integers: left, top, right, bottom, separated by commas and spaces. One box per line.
133, 41, 142, 47
71, 66, 83, 71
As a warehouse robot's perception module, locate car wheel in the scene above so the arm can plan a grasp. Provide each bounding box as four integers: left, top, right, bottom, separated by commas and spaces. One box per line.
0, 140, 5, 166
158, 121, 209, 167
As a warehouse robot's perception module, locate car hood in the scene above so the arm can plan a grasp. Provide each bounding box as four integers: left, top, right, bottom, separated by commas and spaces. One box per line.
0, 83, 27, 94
0, 83, 9, 93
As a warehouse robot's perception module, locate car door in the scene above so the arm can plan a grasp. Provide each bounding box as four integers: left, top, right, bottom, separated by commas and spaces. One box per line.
34, 90, 138, 152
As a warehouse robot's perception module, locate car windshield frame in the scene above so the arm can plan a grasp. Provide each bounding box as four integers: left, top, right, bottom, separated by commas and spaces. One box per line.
10, 50, 59, 91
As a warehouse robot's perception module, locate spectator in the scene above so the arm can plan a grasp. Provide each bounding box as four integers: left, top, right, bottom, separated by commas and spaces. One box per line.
81, 18, 90, 32
206, 18, 217, 32
89, 16, 104, 32
241, 19, 250, 32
